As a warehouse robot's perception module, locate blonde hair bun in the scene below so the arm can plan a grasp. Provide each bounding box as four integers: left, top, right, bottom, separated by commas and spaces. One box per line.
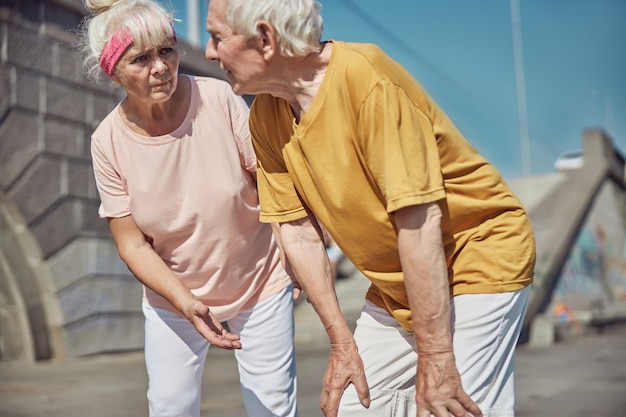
84, 0, 125, 15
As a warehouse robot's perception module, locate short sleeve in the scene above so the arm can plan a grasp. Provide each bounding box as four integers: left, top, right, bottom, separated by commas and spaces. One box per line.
358, 81, 446, 213
249, 96, 307, 223
221, 85, 257, 175
91, 133, 130, 219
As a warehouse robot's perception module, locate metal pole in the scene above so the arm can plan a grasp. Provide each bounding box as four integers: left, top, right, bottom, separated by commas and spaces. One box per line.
187, 0, 201, 47
511, 0, 532, 176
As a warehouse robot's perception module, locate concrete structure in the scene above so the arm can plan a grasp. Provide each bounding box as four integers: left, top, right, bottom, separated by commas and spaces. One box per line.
1, 0, 625, 363
508, 130, 626, 345
0, 0, 227, 361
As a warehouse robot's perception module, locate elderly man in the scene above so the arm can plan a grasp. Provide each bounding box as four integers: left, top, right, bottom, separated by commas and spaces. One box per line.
205, 1, 536, 416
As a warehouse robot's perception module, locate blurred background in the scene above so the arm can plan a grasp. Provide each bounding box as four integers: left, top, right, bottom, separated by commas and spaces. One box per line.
164, 0, 626, 179
0, 0, 624, 367
319, 0, 626, 179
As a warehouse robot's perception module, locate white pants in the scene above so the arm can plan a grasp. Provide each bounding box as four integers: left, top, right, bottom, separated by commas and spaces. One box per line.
143, 285, 298, 417
338, 287, 530, 417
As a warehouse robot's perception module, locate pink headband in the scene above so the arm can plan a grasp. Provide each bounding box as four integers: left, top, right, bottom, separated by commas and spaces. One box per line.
99, 27, 134, 77
99, 25, 178, 77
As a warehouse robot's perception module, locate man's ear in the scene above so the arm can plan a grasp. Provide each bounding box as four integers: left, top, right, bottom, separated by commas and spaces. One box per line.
256, 21, 277, 60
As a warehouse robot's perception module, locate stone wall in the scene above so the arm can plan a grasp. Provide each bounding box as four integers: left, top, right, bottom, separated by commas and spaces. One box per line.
0, 0, 225, 360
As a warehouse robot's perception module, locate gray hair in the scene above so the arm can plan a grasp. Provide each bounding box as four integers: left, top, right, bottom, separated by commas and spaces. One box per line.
78, 0, 176, 83
226, 0, 324, 57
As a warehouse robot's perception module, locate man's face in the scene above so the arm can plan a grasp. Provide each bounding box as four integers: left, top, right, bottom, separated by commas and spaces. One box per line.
205, 0, 266, 95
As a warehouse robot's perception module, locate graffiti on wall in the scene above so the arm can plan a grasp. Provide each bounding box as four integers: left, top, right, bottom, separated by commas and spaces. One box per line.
551, 183, 626, 320
553, 227, 607, 312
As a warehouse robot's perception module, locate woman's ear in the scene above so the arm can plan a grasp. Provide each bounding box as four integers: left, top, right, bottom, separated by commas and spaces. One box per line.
256, 21, 277, 60
110, 72, 121, 86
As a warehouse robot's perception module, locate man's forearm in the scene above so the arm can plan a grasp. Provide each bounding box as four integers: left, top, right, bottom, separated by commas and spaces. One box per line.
278, 217, 353, 343
395, 203, 453, 353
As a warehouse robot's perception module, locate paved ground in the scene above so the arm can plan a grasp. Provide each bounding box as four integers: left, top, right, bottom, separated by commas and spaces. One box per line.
1, 271, 626, 416
514, 323, 626, 417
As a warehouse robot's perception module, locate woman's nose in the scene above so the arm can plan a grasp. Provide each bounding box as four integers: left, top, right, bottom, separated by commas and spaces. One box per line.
152, 57, 167, 73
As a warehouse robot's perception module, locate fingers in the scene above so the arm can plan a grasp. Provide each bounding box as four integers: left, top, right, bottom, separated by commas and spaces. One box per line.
319, 349, 370, 417
416, 393, 483, 417
292, 286, 302, 300
319, 377, 370, 416
220, 329, 242, 341
445, 401, 474, 417
198, 321, 242, 349
417, 407, 432, 417
319, 388, 341, 417
417, 401, 483, 417
352, 375, 371, 409
201, 325, 242, 350
193, 307, 242, 350
211, 334, 242, 350
319, 364, 347, 417
457, 392, 482, 417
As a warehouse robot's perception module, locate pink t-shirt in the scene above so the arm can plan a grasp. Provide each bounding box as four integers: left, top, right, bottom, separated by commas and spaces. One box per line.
91, 76, 290, 321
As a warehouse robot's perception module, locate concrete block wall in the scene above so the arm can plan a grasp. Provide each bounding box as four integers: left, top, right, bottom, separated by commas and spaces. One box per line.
0, 0, 131, 360
0, 0, 227, 360
0, 197, 35, 361
47, 238, 144, 356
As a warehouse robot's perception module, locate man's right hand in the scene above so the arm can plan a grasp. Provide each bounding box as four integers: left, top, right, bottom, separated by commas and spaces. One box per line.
320, 339, 370, 417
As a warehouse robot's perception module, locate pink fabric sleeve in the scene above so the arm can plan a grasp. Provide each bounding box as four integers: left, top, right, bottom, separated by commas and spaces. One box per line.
91, 117, 131, 219
223, 87, 256, 175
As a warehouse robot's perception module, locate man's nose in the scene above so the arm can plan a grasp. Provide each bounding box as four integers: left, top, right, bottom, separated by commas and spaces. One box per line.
205, 38, 218, 61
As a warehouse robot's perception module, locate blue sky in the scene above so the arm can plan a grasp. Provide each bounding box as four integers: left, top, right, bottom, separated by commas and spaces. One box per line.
318, 0, 626, 179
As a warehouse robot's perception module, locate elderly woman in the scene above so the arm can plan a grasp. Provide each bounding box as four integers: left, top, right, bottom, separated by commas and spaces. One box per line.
205, 1, 536, 417
78, 1, 300, 416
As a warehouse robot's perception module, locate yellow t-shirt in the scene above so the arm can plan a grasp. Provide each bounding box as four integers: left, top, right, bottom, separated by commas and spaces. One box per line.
250, 41, 535, 332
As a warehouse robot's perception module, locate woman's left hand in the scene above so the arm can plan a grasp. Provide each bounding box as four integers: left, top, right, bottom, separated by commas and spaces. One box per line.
184, 299, 242, 350
292, 278, 302, 300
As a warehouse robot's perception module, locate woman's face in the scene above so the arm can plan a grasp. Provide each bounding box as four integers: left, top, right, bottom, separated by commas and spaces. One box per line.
113, 38, 180, 104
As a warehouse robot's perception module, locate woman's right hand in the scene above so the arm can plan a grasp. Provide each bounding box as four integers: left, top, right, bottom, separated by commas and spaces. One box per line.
182, 298, 242, 350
